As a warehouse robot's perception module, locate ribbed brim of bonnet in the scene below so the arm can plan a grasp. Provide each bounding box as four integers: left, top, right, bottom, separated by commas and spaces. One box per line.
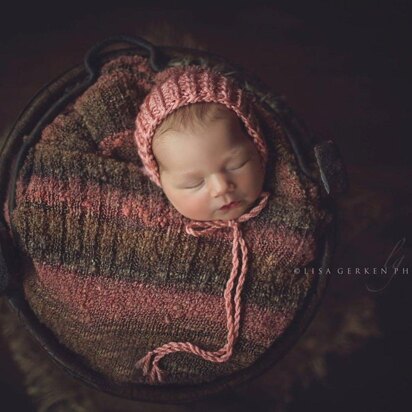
134, 65, 268, 187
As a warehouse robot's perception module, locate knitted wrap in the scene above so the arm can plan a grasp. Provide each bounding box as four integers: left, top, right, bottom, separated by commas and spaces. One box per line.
9, 54, 328, 387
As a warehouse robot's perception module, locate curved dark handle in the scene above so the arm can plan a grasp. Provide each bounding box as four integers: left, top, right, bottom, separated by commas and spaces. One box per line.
84, 35, 169, 81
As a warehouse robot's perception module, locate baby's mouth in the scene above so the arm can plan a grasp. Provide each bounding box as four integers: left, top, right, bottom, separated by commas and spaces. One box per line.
219, 201, 241, 211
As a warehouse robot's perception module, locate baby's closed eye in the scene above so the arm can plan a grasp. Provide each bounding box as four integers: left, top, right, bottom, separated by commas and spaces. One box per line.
180, 158, 251, 189
227, 158, 250, 171
184, 180, 204, 189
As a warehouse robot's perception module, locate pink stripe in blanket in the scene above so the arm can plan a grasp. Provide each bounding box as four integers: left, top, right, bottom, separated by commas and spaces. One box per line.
33, 261, 294, 347
24, 174, 316, 267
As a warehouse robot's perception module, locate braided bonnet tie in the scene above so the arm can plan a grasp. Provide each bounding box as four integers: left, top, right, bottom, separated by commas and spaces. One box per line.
135, 191, 270, 384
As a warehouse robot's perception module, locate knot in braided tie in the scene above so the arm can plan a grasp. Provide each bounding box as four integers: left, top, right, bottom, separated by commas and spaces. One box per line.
136, 192, 270, 384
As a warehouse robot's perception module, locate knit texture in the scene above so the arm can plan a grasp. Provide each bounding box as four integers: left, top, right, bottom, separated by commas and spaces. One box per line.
135, 65, 268, 187
10, 54, 328, 386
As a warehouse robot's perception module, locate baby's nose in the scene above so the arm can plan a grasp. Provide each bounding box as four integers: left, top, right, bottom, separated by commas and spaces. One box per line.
209, 173, 234, 197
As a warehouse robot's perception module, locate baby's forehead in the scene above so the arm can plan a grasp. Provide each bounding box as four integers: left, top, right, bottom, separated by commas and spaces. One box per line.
155, 116, 248, 152
154, 123, 252, 173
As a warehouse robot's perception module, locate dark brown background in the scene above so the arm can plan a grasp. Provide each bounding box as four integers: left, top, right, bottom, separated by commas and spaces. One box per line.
1, 1, 411, 410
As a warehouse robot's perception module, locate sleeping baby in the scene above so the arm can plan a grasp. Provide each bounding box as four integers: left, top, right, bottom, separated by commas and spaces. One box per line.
152, 102, 265, 221
134, 65, 270, 383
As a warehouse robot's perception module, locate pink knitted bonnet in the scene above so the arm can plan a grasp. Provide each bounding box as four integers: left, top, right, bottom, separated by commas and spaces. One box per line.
133, 65, 271, 383
135, 65, 269, 187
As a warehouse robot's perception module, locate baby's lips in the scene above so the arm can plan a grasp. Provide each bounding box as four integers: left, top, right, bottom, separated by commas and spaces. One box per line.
220, 200, 240, 210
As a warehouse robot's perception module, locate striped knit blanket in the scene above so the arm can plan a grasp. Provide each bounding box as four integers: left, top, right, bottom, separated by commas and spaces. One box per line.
10, 54, 328, 385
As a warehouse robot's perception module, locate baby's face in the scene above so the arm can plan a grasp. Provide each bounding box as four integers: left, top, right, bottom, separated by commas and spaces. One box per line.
153, 111, 265, 221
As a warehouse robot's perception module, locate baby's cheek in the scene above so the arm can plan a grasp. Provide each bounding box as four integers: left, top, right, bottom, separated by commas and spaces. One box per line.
182, 194, 208, 215
241, 167, 263, 196
165, 190, 208, 219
